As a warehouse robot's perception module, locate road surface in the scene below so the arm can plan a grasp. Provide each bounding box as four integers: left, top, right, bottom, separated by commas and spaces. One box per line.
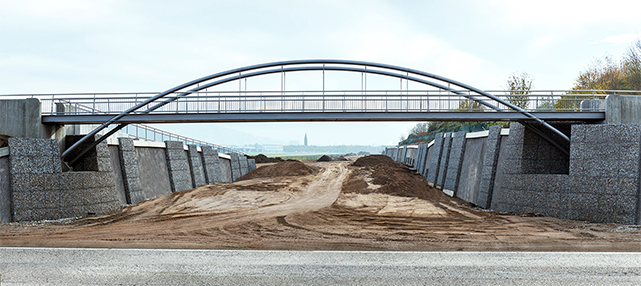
1, 247, 639, 285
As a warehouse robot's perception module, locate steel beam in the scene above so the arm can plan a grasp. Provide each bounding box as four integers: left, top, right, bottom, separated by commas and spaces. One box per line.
42, 112, 605, 124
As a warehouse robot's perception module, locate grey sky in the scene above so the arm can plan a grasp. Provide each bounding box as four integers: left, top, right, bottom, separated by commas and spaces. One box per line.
1, 0, 639, 146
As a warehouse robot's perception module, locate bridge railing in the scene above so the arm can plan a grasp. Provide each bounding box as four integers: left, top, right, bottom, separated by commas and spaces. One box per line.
1, 89, 629, 116
0, 94, 243, 155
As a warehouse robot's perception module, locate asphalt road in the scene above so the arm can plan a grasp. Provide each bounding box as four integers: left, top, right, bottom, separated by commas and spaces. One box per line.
1, 247, 639, 285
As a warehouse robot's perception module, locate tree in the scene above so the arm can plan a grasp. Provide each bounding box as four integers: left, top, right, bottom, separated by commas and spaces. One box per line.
622, 39, 641, 90
572, 39, 641, 92
457, 99, 483, 112
572, 56, 624, 91
504, 71, 533, 110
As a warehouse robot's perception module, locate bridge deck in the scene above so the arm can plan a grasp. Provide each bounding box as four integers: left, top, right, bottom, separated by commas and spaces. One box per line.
42, 111, 605, 124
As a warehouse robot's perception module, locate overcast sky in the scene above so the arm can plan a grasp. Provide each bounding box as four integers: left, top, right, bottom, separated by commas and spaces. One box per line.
1, 0, 640, 146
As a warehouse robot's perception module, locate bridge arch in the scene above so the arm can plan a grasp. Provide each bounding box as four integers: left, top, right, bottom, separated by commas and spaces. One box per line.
62, 60, 569, 164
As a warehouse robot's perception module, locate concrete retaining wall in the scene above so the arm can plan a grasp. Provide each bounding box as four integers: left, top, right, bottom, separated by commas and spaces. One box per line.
390, 122, 641, 225
8, 137, 122, 222
0, 136, 251, 222
493, 123, 641, 225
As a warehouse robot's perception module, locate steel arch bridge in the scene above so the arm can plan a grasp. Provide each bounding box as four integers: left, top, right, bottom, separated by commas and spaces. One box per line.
53, 59, 605, 164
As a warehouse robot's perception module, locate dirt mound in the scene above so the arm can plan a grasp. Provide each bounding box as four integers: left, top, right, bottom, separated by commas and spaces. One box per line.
334, 156, 349, 161
352, 154, 404, 168
317, 155, 333, 162
250, 154, 283, 163
238, 160, 315, 180
344, 155, 444, 202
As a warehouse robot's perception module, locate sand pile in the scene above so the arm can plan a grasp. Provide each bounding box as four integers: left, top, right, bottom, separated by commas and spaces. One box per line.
238, 160, 315, 180
317, 155, 333, 162
344, 155, 444, 201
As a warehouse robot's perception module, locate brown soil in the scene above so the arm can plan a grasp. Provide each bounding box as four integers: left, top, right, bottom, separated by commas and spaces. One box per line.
238, 160, 316, 181
317, 155, 333, 162
1, 156, 640, 251
345, 155, 446, 202
249, 154, 282, 163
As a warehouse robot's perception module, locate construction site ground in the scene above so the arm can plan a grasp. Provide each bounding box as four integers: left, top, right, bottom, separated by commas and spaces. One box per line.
1, 156, 640, 251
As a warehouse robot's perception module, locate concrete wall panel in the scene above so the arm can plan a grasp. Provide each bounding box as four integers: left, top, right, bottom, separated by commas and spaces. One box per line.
426, 133, 444, 183
219, 157, 232, 183
108, 145, 127, 206
201, 146, 225, 183
118, 138, 145, 204
230, 153, 242, 182
456, 137, 485, 204
187, 145, 206, 187
476, 126, 503, 208
239, 156, 249, 176
444, 131, 467, 192
0, 156, 11, 223
164, 141, 193, 192
436, 133, 452, 187
136, 147, 172, 198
